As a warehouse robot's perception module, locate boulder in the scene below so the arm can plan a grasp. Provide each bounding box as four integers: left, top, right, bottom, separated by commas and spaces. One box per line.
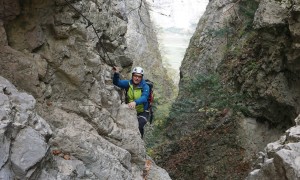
11, 127, 49, 178
0, 76, 52, 179
253, 0, 292, 28
247, 115, 300, 179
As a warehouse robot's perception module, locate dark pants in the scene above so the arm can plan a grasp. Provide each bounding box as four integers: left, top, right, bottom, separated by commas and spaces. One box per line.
137, 112, 148, 138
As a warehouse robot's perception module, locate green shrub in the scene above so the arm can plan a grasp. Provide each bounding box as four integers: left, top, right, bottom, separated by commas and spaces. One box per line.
187, 73, 245, 113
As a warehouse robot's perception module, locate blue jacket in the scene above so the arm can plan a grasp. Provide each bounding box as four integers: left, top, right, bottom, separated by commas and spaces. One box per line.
113, 73, 150, 111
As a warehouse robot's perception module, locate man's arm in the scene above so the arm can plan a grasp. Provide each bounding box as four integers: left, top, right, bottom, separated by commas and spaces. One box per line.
112, 69, 129, 89
135, 83, 149, 105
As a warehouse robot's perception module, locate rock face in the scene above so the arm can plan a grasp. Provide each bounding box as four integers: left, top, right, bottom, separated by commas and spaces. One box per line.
0, 0, 171, 179
240, 0, 300, 124
180, 0, 300, 125
155, 0, 300, 179
179, 0, 300, 147
0, 76, 52, 179
247, 114, 300, 180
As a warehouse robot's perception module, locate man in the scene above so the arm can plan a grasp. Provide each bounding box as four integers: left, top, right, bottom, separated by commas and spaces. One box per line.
112, 66, 150, 138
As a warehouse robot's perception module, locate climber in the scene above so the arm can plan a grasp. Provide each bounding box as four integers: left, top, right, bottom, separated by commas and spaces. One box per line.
112, 66, 150, 138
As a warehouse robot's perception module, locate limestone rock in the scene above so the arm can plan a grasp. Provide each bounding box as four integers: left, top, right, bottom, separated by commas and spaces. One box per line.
0, 21, 7, 45
0, 0, 20, 22
0, 164, 13, 180
0, 121, 10, 169
253, 0, 292, 28
26, 25, 45, 52
0, 75, 171, 179
180, 0, 238, 79
0, 0, 172, 179
0, 46, 41, 97
164, 0, 300, 179
11, 127, 49, 177
247, 115, 300, 179
0, 76, 52, 179
146, 158, 172, 180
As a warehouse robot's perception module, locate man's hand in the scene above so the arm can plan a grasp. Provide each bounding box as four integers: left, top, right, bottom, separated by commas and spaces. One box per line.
112, 66, 121, 73
128, 102, 136, 109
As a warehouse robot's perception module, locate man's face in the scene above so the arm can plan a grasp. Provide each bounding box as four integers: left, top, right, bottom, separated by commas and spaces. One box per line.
132, 73, 143, 85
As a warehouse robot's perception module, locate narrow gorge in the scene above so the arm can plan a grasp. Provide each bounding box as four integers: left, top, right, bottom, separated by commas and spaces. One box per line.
1, 0, 300, 180
152, 0, 300, 179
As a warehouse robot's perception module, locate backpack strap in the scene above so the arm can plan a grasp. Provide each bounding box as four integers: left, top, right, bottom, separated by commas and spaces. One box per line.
123, 82, 130, 104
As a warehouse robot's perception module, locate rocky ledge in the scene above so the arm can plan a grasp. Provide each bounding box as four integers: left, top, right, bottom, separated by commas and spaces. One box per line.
247, 114, 300, 180
0, 76, 170, 179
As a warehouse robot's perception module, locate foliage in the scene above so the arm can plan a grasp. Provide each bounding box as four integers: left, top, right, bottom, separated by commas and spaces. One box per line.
152, 120, 252, 180
238, 0, 259, 30
207, 27, 234, 38
187, 73, 245, 113
238, 0, 259, 20
144, 86, 176, 148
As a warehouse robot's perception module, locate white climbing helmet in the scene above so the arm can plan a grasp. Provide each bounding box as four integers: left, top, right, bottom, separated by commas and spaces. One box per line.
132, 66, 144, 75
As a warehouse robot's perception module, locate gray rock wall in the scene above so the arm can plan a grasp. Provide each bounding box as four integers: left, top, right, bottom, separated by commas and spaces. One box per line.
247, 114, 300, 180
180, 0, 300, 123
240, 0, 300, 123
177, 0, 300, 141
161, 0, 300, 179
179, 0, 237, 80
0, 76, 52, 179
0, 0, 171, 179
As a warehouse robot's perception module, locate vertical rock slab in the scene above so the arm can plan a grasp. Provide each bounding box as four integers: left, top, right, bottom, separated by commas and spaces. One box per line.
11, 127, 49, 178
26, 25, 45, 52
0, 21, 7, 45
0, 76, 52, 179
253, 0, 291, 28
247, 115, 300, 179
0, 121, 10, 169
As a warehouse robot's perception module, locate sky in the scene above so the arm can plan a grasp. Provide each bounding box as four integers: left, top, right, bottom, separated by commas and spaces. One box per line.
146, 0, 209, 84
